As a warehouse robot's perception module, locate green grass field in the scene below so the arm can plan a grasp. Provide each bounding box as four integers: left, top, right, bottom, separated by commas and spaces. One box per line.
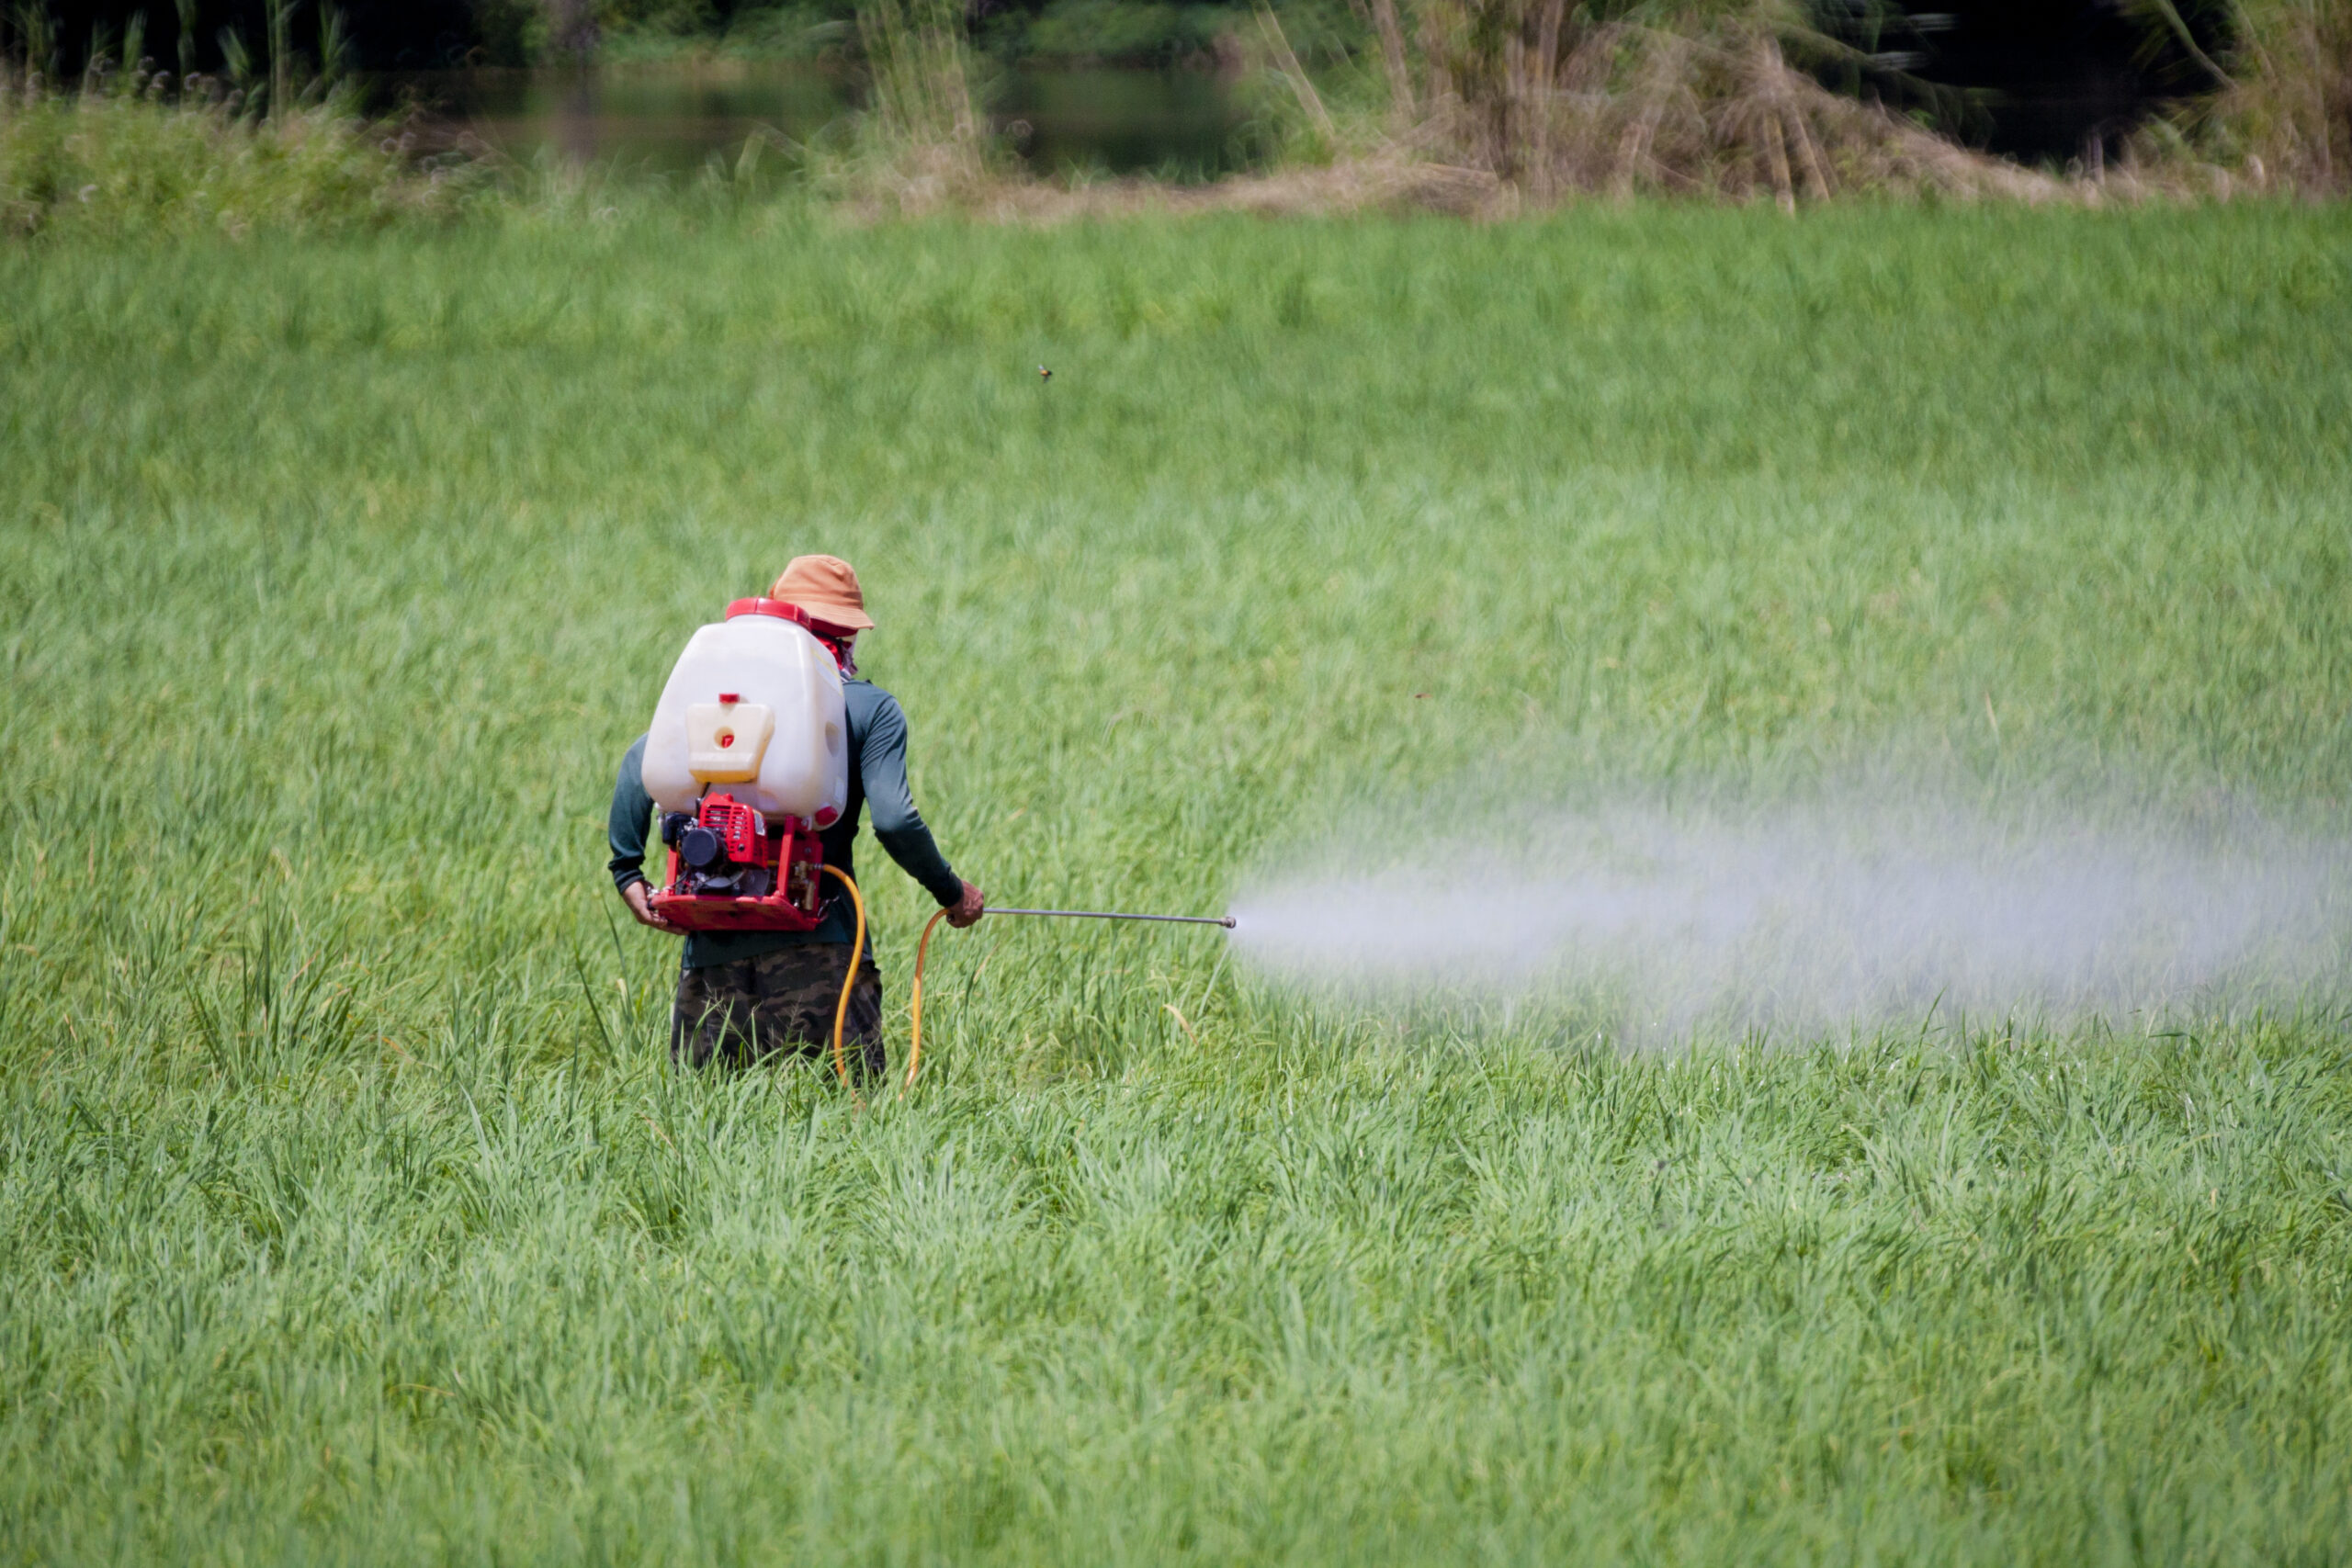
4, 205, 2350, 1564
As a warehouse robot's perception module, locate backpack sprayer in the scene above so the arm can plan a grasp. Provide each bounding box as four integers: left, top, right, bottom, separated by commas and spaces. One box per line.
641, 595, 847, 928
643, 597, 1232, 1092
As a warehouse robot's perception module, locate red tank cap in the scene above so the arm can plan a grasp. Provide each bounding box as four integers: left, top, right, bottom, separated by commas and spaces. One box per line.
725, 597, 812, 626
718, 692, 740, 704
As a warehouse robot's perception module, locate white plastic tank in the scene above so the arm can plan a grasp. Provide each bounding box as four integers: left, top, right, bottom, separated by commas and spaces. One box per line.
641, 601, 848, 826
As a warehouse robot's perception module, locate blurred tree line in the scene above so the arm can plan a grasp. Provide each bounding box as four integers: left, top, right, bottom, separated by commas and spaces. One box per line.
6, 0, 1290, 69
10, 0, 2244, 158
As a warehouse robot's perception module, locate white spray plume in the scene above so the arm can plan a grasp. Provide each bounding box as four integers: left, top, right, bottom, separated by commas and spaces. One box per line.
1230, 789, 2352, 1043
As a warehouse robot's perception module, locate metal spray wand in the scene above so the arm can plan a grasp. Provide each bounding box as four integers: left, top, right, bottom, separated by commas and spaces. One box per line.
983, 908, 1237, 928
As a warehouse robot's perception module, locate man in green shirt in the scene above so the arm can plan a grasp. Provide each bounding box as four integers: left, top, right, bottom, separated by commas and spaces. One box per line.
607, 555, 984, 1071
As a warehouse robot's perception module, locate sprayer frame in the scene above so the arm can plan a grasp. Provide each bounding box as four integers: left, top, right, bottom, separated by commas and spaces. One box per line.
648, 794, 831, 932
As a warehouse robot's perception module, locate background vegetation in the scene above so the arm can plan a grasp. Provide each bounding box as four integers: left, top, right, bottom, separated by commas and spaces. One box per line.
3, 203, 2349, 1563
4, 0, 2346, 211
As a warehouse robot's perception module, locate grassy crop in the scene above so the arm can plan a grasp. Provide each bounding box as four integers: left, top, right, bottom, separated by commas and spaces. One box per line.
3, 206, 2350, 1564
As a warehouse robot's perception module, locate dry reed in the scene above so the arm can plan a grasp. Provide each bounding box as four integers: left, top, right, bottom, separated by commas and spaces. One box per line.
842, 0, 2071, 220
819, 0, 998, 217
1382, 1, 2063, 207
2165, 0, 2352, 196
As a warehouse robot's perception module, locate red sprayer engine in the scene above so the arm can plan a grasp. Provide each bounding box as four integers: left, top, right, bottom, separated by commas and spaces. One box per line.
649, 792, 828, 931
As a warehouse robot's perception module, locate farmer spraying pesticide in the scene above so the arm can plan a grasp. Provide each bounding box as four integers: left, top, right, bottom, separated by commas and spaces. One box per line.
607, 555, 984, 1075
610, 555, 1230, 1087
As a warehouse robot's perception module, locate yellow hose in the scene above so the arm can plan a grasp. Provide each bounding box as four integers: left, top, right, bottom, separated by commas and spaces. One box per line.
906, 907, 952, 1098
820, 865, 866, 1100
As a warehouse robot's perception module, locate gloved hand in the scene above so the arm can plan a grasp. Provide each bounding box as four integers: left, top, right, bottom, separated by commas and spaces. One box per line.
946, 878, 985, 929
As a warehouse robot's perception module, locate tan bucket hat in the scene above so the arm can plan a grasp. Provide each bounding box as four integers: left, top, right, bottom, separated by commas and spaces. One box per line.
769, 554, 875, 632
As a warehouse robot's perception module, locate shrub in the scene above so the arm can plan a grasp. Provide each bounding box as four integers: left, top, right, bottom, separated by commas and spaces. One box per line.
0, 70, 477, 240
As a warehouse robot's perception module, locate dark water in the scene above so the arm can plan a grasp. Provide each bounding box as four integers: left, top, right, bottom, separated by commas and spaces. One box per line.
996, 69, 1247, 180
382, 64, 1251, 181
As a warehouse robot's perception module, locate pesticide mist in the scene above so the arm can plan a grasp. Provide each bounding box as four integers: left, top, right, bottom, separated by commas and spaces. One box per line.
1230, 787, 2352, 1043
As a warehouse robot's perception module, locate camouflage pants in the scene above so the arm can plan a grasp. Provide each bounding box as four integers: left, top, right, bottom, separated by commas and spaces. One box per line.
672, 943, 885, 1077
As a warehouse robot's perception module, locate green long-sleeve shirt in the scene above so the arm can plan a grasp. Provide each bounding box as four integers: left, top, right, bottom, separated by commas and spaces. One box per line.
607, 677, 962, 968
